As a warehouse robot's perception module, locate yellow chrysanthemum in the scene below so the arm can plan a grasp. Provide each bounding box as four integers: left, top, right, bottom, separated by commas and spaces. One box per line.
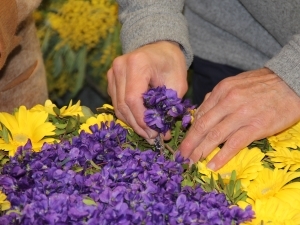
197, 147, 265, 188
267, 147, 300, 171
48, 0, 118, 50
0, 191, 10, 211
30, 99, 57, 115
80, 113, 115, 134
97, 104, 131, 129
241, 197, 300, 225
60, 100, 84, 117
268, 121, 300, 151
246, 167, 300, 208
31, 99, 83, 118
0, 106, 56, 156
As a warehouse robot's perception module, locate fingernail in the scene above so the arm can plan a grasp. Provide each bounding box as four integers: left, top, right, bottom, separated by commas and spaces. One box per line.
207, 162, 215, 171
188, 158, 194, 167
145, 138, 155, 145
145, 129, 156, 139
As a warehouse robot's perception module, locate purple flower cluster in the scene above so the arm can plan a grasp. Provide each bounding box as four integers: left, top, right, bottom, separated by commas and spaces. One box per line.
0, 122, 253, 224
143, 86, 195, 134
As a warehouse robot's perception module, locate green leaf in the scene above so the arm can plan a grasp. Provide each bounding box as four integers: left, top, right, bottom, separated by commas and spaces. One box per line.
1, 126, 10, 143
64, 47, 76, 73
80, 106, 95, 123
83, 197, 97, 206
41, 26, 51, 53
54, 123, 68, 129
89, 160, 101, 170
65, 117, 79, 133
53, 107, 60, 116
54, 129, 66, 136
72, 46, 87, 97
53, 51, 63, 78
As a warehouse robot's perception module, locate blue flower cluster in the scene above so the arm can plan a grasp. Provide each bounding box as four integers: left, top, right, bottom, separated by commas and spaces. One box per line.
0, 122, 253, 224
143, 86, 195, 134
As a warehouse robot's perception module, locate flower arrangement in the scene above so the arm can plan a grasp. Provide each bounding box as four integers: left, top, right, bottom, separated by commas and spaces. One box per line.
0, 86, 300, 224
34, 0, 121, 104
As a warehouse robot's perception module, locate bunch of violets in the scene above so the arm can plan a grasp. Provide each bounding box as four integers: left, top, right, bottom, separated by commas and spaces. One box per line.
143, 86, 195, 134
0, 121, 253, 225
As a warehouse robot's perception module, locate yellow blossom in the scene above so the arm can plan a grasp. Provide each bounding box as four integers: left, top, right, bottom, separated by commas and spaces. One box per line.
30, 99, 57, 115
0, 106, 56, 156
80, 104, 131, 133
48, 0, 118, 50
0, 191, 10, 211
197, 147, 264, 188
245, 167, 300, 208
97, 104, 131, 129
60, 100, 83, 117
80, 113, 115, 134
268, 121, 300, 151
241, 197, 300, 225
267, 147, 300, 171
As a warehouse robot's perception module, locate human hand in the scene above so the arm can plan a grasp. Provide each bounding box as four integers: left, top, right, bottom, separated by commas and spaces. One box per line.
107, 41, 188, 140
179, 68, 300, 170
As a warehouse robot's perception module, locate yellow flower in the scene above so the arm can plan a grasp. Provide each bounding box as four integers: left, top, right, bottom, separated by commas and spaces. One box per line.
97, 104, 131, 129
30, 99, 57, 115
268, 121, 300, 151
246, 167, 300, 207
241, 197, 300, 225
31, 99, 83, 118
267, 147, 300, 171
60, 100, 84, 117
48, 0, 118, 50
197, 147, 264, 188
0, 106, 56, 156
80, 113, 115, 134
0, 191, 10, 211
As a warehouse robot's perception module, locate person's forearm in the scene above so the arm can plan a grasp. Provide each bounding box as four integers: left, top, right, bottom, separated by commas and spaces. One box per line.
265, 34, 300, 96
116, 0, 194, 68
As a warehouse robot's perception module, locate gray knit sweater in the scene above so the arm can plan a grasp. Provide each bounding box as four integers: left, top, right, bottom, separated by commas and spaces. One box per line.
117, 0, 300, 96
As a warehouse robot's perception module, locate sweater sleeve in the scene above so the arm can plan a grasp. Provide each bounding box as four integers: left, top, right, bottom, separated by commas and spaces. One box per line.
0, 0, 20, 70
265, 34, 300, 96
116, 0, 193, 68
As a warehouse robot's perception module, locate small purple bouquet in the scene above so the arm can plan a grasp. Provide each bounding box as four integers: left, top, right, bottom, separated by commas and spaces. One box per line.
143, 86, 195, 134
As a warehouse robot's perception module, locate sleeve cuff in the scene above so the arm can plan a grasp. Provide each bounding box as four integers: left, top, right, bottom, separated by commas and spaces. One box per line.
265, 34, 300, 96
119, 7, 193, 68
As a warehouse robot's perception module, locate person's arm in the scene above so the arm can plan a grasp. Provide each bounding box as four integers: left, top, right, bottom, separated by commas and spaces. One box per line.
117, 0, 193, 68
107, 1, 192, 140
265, 34, 300, 96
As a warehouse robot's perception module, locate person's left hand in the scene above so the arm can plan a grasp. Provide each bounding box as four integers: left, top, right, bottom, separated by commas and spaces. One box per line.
179, 68, 300, 170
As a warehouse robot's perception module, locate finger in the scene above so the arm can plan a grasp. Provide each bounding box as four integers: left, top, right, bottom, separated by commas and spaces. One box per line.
112, 63, 152, 139
125, 63, 158, 138
179, 102, 229, 159
206, 125, 260, 171
188, 113, 244, 163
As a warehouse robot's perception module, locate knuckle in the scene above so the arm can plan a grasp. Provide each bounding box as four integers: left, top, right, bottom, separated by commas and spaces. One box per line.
191, 118, 206, 134
206, 129, 222, 143
225, 138, 240, 151
126, 51, 148, 66
112, 56, 124, 73
215, 78, 232, 91
124, 94, 136, 107
116, 103, 128, 115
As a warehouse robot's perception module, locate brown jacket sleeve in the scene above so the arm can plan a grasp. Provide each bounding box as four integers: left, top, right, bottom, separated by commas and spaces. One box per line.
0, 0, 48, 112
0, 0, 20, 69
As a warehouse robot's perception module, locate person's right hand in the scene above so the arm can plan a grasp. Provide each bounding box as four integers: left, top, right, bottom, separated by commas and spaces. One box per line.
107, 41, 188, 141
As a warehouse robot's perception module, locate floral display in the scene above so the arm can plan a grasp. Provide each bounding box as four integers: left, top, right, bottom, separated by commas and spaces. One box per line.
34, 0, 121, 104
0, 86, 300, 224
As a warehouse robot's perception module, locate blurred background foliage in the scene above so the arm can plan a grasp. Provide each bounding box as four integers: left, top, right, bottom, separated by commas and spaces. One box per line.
34, 0, 122, 109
